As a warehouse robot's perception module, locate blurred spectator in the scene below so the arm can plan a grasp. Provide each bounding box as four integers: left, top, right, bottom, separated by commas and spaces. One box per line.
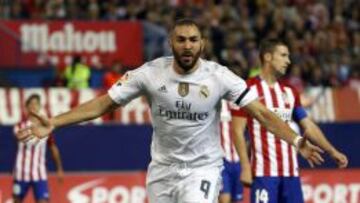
103, 60, 124, 89
348, 67, 360, 90
64, 56, 91, 89
46, 0, 66, 19
0, 0, 358, 89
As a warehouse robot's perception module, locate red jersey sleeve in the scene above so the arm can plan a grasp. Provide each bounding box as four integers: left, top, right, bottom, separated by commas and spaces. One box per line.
231, 108, 248, 117
291, 86, 302, 108
47, 134, 56, 146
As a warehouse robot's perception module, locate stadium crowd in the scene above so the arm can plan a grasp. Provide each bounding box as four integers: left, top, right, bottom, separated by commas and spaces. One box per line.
0, 0, 359, 89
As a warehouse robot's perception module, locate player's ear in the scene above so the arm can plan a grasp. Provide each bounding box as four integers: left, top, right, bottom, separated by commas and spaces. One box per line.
168, 31, 173, 47
264, 52, 272, 62
200, 38, 205, 51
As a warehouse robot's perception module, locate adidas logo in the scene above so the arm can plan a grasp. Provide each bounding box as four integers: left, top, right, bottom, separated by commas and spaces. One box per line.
158, 85, 167, 93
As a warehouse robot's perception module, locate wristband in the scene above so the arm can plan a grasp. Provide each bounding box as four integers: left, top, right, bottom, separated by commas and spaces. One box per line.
293, 136, 303, 149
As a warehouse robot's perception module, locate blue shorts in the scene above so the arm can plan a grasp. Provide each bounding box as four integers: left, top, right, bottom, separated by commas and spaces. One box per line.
251, 177, 304, 203
13, 180, 50, 200
220, 159, 243, 201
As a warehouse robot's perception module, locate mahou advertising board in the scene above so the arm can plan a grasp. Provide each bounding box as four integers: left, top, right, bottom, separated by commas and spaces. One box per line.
0, 21, 143, 68
0, 170, 359, 203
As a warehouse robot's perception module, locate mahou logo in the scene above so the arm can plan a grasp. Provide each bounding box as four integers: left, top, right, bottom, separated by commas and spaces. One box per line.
20, 23, 116, 53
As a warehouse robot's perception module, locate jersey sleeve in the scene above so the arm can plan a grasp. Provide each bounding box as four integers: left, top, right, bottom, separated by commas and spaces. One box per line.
220, 67, 257, 107
47, 134, 55, 146
107, 66, 146, 106
291, 87, 308, 122
231, 107, 249, 118
293, 88, 302, 108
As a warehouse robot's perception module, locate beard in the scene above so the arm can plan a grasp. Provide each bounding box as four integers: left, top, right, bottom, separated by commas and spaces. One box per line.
172, 47, 202, 72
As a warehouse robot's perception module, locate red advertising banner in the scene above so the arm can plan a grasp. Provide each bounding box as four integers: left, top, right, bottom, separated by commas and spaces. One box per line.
0, 21, 143, 68
0, 170, 359, 203
332, 87, 360, 122
302, 87, 359, 122
301, 169, 360, 203
0, 88, 151, 125
0, 172, 147, 203
0, 87, 358, 125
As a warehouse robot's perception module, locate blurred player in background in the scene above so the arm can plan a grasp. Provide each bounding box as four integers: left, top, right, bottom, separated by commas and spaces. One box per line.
232, 38, 348, 203
12, 94, 64, 203
219, 66, 252, 203
17, 19, 324, 203
219, 100, 251, 203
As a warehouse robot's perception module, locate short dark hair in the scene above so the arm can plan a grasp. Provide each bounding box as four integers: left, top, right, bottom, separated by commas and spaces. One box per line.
171, 18, 202, 37
25, 94, 40, 106
259, 38, 288, 63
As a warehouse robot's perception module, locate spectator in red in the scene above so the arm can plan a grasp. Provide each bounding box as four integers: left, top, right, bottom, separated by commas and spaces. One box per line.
103, 60, 124, 90
102, 60, 124, 121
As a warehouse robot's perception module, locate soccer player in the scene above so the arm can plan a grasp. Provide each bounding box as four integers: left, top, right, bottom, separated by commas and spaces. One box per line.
219, 100, 251, 203
12, 94, 64, 203
17, 19, 324, 203
231, 38, 348, 203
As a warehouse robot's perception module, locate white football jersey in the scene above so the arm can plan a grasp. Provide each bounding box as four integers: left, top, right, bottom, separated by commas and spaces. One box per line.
108, 57, 256, 167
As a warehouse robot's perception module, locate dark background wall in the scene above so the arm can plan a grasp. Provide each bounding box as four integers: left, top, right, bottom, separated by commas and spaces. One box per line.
0, 123, 359, 172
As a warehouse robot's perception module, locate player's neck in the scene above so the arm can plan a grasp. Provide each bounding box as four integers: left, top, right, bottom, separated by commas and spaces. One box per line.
173, 60, 200, 75
260, 67, 278, 86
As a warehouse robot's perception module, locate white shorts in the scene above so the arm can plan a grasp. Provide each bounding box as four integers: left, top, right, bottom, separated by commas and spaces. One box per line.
146, 162, 222, 203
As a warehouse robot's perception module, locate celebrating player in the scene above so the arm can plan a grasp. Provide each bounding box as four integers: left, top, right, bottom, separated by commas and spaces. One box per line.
16, 19, 324, 203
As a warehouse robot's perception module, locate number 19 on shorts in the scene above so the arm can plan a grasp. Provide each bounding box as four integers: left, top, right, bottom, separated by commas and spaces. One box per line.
255, 189, 269, 203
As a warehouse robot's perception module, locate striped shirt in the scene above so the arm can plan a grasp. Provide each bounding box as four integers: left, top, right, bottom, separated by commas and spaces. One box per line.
220, 100, 239, 162
232, 77, 301, 177
13, 119, 54, 182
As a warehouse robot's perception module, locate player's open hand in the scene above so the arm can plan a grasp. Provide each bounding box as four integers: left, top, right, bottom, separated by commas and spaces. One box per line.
16, 110, 54, 143
298, 139, 324, 168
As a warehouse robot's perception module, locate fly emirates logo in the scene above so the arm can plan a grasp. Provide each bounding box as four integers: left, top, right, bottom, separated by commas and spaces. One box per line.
68, 179, 147, 203
20, 23, 116, 53
158, 100, 209, 121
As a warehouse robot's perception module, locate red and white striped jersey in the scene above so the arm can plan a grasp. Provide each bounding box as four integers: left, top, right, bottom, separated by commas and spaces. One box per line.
13, 119, 54, 182
232, 77, 302, 177
220, 100, 240, 163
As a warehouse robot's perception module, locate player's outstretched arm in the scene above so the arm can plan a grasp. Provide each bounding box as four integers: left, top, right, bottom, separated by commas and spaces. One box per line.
17, 94, 118, 142
299, 118, 348, 168
231, 116, 252, 186
49, 142, 64, 183
242, 100, 324, 167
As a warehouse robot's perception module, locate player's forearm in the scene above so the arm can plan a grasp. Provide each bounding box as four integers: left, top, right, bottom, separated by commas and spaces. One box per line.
245, 101, 299, 146
232, 119, 251, 168
51, 94, 117, 128
234, 133, 251, 168
258, 110, 298, 145
50, 146, 64, 171
301, 120, 337, 155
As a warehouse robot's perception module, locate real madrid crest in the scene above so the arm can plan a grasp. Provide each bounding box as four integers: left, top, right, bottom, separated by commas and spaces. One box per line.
178, 82, 189, 97
199, 85, 210, 99
116, 72, 130, 86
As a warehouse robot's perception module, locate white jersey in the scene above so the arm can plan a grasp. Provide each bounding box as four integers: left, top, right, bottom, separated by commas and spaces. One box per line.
108, 57, 257, 167
13, 120, 52, 182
